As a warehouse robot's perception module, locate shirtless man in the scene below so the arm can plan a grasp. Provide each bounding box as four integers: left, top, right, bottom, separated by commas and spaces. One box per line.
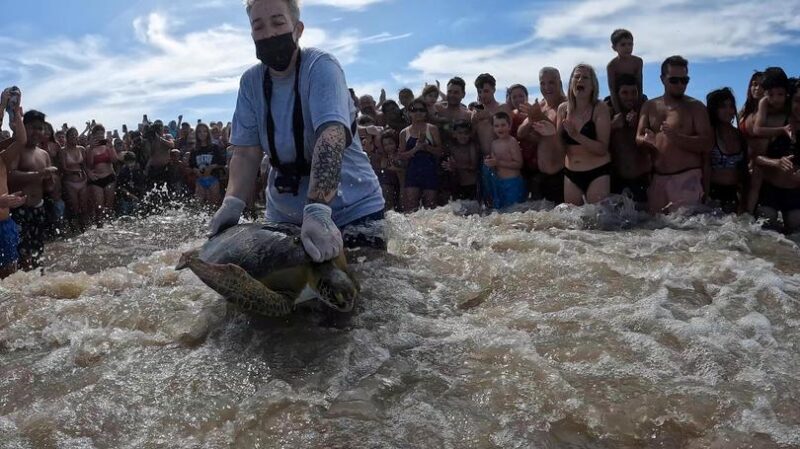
9, 110, 59, 271
517, 67, 568, 203
0, 104, 28, 278
436, 77, 472, 204
444, 120, 479, 200
485, 112, 525, 209
636, 56, 712, 214
608, 73, 650, 205
144, 121, 175, 192
359, 95, 385, 126
472, 73, 513, 206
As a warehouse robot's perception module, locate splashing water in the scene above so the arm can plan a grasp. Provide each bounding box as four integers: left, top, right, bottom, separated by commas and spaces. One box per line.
1, 202, 799, 449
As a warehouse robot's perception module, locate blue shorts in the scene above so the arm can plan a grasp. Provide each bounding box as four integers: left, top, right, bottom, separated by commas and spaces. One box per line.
481, 163, 498, 205
197, 176, 219, 190
0, 218, 20, 267
405, 151, 438, 191
493, 176, 527, 209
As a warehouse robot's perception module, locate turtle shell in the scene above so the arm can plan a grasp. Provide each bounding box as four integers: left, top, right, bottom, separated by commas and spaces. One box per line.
199, 223, 311, 284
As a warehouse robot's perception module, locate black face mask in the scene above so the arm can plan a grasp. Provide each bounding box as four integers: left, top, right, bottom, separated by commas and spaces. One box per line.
255, 30, 297, 71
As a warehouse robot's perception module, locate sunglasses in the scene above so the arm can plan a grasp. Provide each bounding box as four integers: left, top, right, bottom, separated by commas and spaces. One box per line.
668, 76, 690, 85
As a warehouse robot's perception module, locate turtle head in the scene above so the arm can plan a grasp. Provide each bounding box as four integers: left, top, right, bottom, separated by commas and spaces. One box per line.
314, 264, 359, 313
176, 249, 201, 271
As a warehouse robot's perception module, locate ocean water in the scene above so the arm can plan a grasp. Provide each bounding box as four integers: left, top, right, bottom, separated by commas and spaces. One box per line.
1, 201, 799, 449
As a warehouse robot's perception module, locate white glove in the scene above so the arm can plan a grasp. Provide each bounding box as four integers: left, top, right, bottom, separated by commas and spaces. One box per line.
301, 203, 343, 262
208, 196, 246, 237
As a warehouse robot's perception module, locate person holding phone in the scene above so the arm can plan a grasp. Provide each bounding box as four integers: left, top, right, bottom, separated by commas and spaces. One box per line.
208, 0, 385, 261
0, 97, 27, 278
8, 109, 58, 271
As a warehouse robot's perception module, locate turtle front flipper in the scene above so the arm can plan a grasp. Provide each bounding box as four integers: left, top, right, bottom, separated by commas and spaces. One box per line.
184, 257, 294, 317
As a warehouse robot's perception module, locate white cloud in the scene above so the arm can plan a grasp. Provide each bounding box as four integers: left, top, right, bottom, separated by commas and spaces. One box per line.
405, 0, 800, 99
303, 0, 390, 11
7, 11, 409, 128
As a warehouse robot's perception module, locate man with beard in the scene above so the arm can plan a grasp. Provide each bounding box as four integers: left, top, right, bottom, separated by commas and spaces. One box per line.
472, 73, 513, 206
637, 55, 712, 214
608, 73, 650, 205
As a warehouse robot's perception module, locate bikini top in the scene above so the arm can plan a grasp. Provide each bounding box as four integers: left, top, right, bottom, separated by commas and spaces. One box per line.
561, 104, 597, 146
710, 132, 745, 170
91, 147, 113, 166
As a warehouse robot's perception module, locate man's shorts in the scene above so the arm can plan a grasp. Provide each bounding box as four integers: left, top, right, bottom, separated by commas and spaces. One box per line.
0, 218, 20, 267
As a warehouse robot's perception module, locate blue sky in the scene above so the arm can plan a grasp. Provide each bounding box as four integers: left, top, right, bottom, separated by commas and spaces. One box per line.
2, 0, 799, 130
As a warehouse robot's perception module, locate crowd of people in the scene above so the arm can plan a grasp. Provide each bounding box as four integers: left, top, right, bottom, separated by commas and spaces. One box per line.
0, 28, 799, 279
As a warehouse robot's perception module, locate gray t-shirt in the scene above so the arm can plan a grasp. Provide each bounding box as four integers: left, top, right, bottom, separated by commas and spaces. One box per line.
230, 47, 384, 227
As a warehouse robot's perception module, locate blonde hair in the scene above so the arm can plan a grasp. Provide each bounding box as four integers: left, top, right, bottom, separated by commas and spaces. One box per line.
244, 0, 301, 23
567, 64, 600, 114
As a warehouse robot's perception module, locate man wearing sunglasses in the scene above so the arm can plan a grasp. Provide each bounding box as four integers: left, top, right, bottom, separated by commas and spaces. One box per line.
636, 55, 712, 214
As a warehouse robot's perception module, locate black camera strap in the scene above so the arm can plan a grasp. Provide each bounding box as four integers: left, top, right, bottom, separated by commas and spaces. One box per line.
263, 50, 309, 176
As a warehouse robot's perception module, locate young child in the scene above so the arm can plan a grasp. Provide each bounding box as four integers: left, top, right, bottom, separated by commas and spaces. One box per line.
445, 120, 479, 200
485, 112, 525, 209
607, 29, 643, 117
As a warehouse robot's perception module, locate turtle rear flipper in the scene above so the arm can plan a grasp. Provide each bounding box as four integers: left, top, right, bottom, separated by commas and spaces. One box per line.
186, 258, 294, 317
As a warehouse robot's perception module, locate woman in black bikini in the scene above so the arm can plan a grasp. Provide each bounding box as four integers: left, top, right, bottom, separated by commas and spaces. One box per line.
86, 124, 118, 223
705, 88, 747, 214
556, 64, 612, 205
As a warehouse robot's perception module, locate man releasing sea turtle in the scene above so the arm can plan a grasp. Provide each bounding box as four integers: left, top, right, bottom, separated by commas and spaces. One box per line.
176, 223, 359, 317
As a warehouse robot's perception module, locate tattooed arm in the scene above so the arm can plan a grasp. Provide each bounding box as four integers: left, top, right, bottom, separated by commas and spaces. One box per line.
307, 122, 348, 205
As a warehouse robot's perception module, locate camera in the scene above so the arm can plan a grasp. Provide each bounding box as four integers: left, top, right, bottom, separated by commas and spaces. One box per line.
273, 164, 303, 196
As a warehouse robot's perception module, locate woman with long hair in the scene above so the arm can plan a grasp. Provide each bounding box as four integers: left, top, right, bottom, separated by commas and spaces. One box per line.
705, 88, 747, 213
85, 123, 117, 222
556, 64, 612, 205
59, 127, 90, 230
189, 123, 225, 206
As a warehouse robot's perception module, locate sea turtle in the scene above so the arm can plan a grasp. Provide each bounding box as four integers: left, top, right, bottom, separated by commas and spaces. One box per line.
175, 223, 359, 317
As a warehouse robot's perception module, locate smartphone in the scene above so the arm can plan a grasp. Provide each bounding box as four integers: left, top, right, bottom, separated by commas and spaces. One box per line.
5, 86, 21, 125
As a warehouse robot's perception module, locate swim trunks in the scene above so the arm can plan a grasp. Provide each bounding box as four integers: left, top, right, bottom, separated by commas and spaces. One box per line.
759, 183, 800, 216
540, 170, 565, 204
493, 176, 527, 209
611, 173, 650, 204
10, 203, 47, 269
709, 183, 739, 214
480, 162, 498, 206
648, 168, 703, 214
0, 218, 20, 267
